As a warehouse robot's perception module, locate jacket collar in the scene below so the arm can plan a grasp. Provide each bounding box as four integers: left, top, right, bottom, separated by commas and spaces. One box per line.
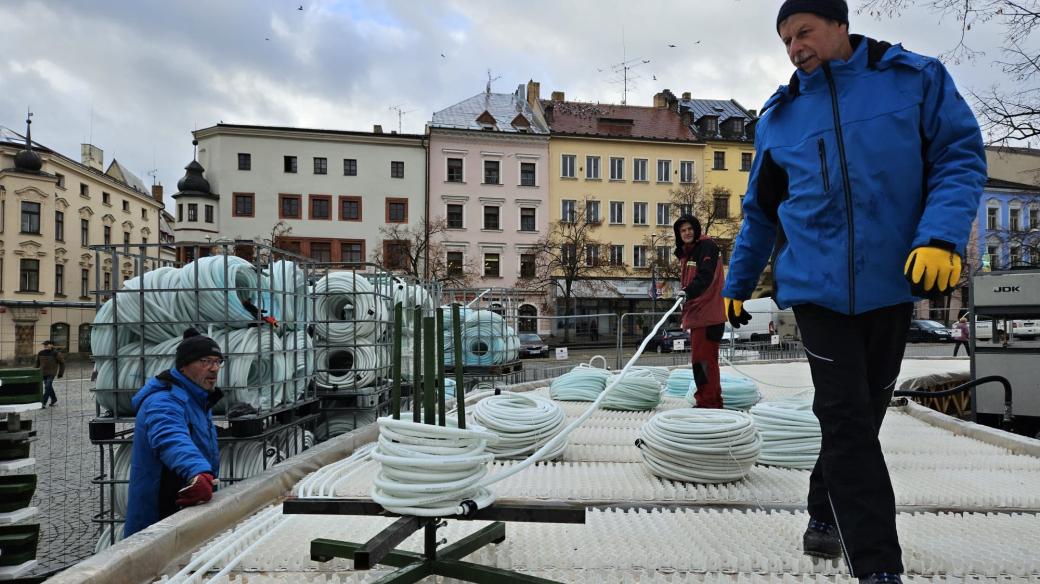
168, 368, 223, 410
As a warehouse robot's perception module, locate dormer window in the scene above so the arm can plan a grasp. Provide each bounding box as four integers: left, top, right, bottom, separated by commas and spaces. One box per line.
698, 116, 719, 136
510, 114, 531, 133
476, 110, 497, 131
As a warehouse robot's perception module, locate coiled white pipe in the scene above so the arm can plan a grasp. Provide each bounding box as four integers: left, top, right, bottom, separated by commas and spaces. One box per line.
637, 408, 762, 483
749, 398, 821, 469
314, 345, 389, 390
471, 392, 567, 460
665, 368, 694, 397
603, 370, 663, 411
312, 272, 388, 344
176, 255, 262, 325
549, 365, 611, 401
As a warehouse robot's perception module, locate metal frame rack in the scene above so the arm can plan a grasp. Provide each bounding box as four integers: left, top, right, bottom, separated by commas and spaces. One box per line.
88, 241, 321, 548
0, 369, 43, 579
440, 288, 523, 392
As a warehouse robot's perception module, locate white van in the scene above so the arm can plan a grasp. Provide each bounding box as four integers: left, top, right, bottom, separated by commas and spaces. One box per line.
723, 297, 797, 342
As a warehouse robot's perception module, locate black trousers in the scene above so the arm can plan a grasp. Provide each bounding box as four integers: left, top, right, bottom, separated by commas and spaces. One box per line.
794, 302, 912, 577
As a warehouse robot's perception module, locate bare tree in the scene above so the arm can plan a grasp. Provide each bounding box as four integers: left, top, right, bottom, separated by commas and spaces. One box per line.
518, 200, 623, 341
860, 0, 1040, 144
370, 216, 477, 287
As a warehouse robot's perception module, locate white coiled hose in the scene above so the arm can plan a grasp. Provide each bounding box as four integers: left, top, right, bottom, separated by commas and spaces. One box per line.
471, 392, 567, 460
94, 337, 182, 416
602, 370, 664, 411
637, 408, 762, 483
666, 368, 694, 397
312, 272, 389, 344
549, 365, 611, 401
219, 441, 286, 482
749, 398, 821, 469
265, 260, 307, 330
176, 255, 262, 325
314, 345, 389, 390
210, 328, 287, 413
113, 266, 186, 342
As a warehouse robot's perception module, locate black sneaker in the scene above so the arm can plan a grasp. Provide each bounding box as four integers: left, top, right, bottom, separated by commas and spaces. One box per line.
859, 572, 903, 584
803, 518, 842, 559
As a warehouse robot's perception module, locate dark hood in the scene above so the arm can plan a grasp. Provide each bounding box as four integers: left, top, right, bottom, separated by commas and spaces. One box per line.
673, 215, 701, 258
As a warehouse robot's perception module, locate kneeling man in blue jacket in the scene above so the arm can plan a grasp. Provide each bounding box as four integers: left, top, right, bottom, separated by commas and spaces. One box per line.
722, 1, 985, 583
124, 329, 224, 538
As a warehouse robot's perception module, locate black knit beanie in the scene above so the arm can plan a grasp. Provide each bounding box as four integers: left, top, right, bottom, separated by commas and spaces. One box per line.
777, 0, 849, 32
175, 328, 222, 369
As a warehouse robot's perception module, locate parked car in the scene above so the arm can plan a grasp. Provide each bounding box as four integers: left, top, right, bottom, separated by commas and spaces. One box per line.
974, 318, 1040, 341
518, 333, 550, 358
722, 297, 793, 343
907, 320, 953, 343
647, 329, 691, 353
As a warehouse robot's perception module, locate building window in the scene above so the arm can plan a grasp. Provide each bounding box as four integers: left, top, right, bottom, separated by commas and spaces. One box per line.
1030, 206, 1039, 229
585, 244, 600, 266
102, 192, 111, 205
484, 253, 501, 277
313, 157, 328, 175
81, 268, 89, 298
562, 243, 577, 264
447, 204, 464, 229
447, 251, 465, 276
1010, 206, 1021, 231
204, 204, 214, 223
585, 155, 601, 179
656, 246, 670, 264
55, 211, 64, 241
279, 194, 302, 219
340, 196, 362, 221
19, 259, 40, 292
81, 219, 89, 246
713, 151, 726, 170
483, 160, 500, 184
713, 193, 730, 219
561, 200, 576, 223
741, 152, 753, 171
141, 208, 148, 220
233, 193, 255, 217
656, 203, 670, 226
123, 232, 131, 253
633, 245, 647, 268
80, 183, 89, 198
284, 155, 298, 173
55, 264, 65, 295
391, 161, 405, 178
447, 158, 464, 182
308, 195, 331, 220
177, 204, 183, 222
680, 161, 694, 183
520, 253, 536, 278
341, 241, 364, 263
610, 245, 624, 266
520, 162, 536, 186
561, 154, 576, 178
586, 200, 600, 223
238, 153, 251, 170
483, 206, 500, 230
20, 202, 41, 234
987, 206, 999, 230
520, 207, 536, 232
343, 158, 358, 176
633, 202, 648, 225
610, 157, 624, 180
987, 245, 1000, 269
1010, 245, 1022, 267
386, 198, 408, 223
634, 159, 648, 182
384, 240, 410, 270
55, 173, 65, 188
103, 271, 112, 295
305, 241, 329, 262
122, 200, 130, 212
187, 203, 198, 222
103, 225, 111, 245
657, 159, 672, 182
610, 201, 624, 224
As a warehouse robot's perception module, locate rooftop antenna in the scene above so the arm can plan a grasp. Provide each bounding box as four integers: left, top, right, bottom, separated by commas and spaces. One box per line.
147, 168, 159, 186
388, 105, 414, 134
485, 68, 502, 95
599, 26, 650, 105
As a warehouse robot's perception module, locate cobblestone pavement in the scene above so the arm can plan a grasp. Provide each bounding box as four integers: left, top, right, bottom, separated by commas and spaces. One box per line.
21, 361, 101, 577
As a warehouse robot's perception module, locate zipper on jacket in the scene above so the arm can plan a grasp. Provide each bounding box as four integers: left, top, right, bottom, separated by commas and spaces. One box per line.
817, 138, 830, 192
823, 63, 856, 314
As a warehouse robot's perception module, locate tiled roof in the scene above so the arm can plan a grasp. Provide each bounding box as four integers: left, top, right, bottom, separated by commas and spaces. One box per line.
542, 101, 696, 142
432, 87, 549, 134
680, 98, 753, 123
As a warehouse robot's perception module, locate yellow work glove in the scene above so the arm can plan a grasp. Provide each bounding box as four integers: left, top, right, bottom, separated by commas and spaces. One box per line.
724, 297, 751, 328
904, 246, 962, 299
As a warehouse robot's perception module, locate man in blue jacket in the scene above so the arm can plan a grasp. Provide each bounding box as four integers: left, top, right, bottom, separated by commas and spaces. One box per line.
722, 1, 985, 583
123, 329, 223, 538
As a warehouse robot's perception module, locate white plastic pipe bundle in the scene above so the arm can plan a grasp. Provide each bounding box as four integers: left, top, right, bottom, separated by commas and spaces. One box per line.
665, 368, 694, 397
602, 370, 663, 411
461, 310, 520, 366
749, 398, 821, 469
637, 409, 762, 483
314, 345, 389, 390
685, 373, 762, 410
312, 272, 389, 344
219, 441, 287, 482
283, 329, 315, 402
631, 366, 670, 387
94, 337, 182, 416
471, 392, 567, 460
175, 255, 264, 325
549, 365, 611, 401
112, 266, 185, 342
210, 328, 288, 413
264, 260, 308, 330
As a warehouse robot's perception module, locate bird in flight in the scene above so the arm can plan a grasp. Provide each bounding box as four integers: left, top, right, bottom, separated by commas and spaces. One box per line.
298, 5, 303, 10
667, 44, 677, 48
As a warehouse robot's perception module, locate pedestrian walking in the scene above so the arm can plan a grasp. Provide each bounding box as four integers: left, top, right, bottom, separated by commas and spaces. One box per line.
952, 316, 971, 356
35, 340, 65, 408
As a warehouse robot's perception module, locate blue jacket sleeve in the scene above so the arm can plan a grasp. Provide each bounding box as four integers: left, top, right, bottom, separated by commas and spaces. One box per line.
143, 395, 215, 480
911, 61, 987, 256
722, 146, 779, 300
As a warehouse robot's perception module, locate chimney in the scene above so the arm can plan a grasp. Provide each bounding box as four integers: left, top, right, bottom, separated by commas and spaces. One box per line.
551, 91, 565, 102
373, 124, 383, 134
527, 81, 541, 109
663, 89, 678, 110
747, 109, 758, 118
682, 91, 691, 100
653, 92, 667, 108
152, 183, 164, 205
81, 143, 104, 171
681, 110, 693, 127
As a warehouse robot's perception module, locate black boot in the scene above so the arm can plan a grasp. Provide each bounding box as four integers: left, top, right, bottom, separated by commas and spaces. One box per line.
859, 573, 903, 584
803, 518, 842, 559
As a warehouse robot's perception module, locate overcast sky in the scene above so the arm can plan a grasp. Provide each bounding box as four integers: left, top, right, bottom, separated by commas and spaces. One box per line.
0, 0, 1017, 210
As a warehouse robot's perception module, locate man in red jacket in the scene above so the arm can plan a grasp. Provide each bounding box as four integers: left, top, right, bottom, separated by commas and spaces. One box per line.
673, 215, 725, 408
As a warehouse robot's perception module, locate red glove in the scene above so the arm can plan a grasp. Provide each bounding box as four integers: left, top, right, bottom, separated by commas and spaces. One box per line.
176, 472, 216, 507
